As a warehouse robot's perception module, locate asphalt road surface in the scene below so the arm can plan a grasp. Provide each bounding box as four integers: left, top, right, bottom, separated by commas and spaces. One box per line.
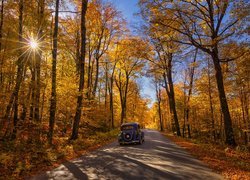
31, 129, 223, 180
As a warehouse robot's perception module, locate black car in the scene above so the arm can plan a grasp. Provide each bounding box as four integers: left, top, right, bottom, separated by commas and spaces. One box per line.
118, 122, 144, 145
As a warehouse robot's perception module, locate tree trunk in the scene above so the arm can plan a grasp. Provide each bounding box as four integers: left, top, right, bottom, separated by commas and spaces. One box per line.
109, 63, 116, 129
86, 42, 92, 100
104, 61, 108, 108
116, 72, 127, 125
0, 0, 4, 86
40, 57, 48, 122
92, 29, 104, 98
48, 0, 60, 144
123, 75, 129, 123
185, 49, 197, 138
70, 0, 88, 140
211, 47, 236, 146
92, 57, 99, 98
5, 0, 24, 132
156, 81, 163, 131
163, 54, 181, 136
29, 68, 35, 121
207, 58, 216, 141
34, 0, 45, 122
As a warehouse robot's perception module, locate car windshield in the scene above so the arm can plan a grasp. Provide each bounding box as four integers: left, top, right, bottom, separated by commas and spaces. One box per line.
121, 125, 134, 130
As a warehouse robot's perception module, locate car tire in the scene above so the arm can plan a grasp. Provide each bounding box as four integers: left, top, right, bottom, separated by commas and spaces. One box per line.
139, 138, 142, 145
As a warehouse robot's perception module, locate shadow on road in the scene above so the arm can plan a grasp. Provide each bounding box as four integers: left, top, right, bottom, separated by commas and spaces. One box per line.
31, 130, 222, 180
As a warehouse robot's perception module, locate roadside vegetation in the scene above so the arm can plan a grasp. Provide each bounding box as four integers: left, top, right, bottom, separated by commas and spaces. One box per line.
164, 133, 250, 180
0, 0, 249, 179
0, 126, 119, 179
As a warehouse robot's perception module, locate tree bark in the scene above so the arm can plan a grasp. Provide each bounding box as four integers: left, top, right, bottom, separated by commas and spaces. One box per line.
185, 49, 197, 138
48, 0, 59, 144
0, 0, 4, 86
211, 47, 236, 146
163, 54, 181, 136
207, 58, 216, 141
109, 62, 116, 129
34, 0, 45, 122
156, 80, 163, 131
70, 0, 88, 140
7, 0, 24, 138
29, 67, 35, 121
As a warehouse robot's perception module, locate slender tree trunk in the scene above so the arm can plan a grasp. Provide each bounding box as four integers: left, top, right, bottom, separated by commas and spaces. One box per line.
87, 48, 92, 99
5, 0, 24, 129
109, 83, 114, 128
207, 58, 216, 141
92, 29, 104, 98
123, 75, 129, 123
29, 68, 35, 121
40, 57, 48, 122
92, 57, 99, 98
75, 30, 80, 74
185, 49, 197, 138
109, 63, 116, 129
0, 0, 4, 86
156, 81, 163, 131
163, 54, 181, 136
211, 47, 236, 146
182, 73, 187, 137
48, 0, 60, 144
104, 61, 108, 108
34, 0, 45, 122
70, 0, 88, 140
116, 72, 127, 125
34, 58, 40, 121
12, 0, 24, 138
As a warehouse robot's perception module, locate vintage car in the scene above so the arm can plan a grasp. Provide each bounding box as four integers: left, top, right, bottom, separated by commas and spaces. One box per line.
118, 122, 144, 145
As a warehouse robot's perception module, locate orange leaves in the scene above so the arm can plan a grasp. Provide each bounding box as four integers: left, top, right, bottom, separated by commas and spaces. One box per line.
165, 134, 250, 180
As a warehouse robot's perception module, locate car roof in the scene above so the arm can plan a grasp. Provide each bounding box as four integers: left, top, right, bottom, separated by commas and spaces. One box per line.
121, 122, 139, 127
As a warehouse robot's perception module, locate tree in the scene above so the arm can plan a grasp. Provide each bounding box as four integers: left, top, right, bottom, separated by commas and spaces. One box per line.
183, 48, 198, 138
48, 0, 60, 144
149, 36, 181, 136
139, 0, 249, 146
0, 0, 4, 86
4, 0, 24, 138
85, 0, 123, 99
70, 0, 88, 140
154, 76, 163, 131
115, 37, 149, 125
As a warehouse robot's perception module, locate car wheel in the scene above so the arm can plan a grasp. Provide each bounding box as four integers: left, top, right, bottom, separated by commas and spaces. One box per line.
139, 138, 143, 145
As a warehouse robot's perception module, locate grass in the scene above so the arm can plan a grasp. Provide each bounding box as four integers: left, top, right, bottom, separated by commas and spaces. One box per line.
163, 133, 250, 180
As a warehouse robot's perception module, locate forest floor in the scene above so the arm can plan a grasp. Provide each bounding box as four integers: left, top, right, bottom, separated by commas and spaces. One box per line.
164, 133, 250, 180
0, 124, 119, 180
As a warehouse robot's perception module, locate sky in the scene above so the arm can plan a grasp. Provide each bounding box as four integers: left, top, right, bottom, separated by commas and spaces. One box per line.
108, 0, 140, 24
107, 0, 156, 106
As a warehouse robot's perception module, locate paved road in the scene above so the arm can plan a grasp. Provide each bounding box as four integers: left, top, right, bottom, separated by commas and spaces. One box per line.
31, 129, 223, 180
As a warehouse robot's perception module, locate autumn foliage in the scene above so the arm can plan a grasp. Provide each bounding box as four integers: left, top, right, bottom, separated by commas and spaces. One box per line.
0, 0, 249, 179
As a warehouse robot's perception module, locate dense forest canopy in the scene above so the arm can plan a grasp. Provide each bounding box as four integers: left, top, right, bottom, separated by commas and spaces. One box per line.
0, 0, 249, 147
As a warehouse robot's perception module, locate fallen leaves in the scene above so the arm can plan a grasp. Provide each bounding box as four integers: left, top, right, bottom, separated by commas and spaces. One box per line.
164, 133, 250, 180
0, 128, 119, 180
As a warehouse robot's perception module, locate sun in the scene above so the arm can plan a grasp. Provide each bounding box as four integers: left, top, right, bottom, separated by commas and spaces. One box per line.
29, 39, 38, 50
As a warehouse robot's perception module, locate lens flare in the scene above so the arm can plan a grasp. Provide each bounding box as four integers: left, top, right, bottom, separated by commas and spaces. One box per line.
29, 39, 38, 49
